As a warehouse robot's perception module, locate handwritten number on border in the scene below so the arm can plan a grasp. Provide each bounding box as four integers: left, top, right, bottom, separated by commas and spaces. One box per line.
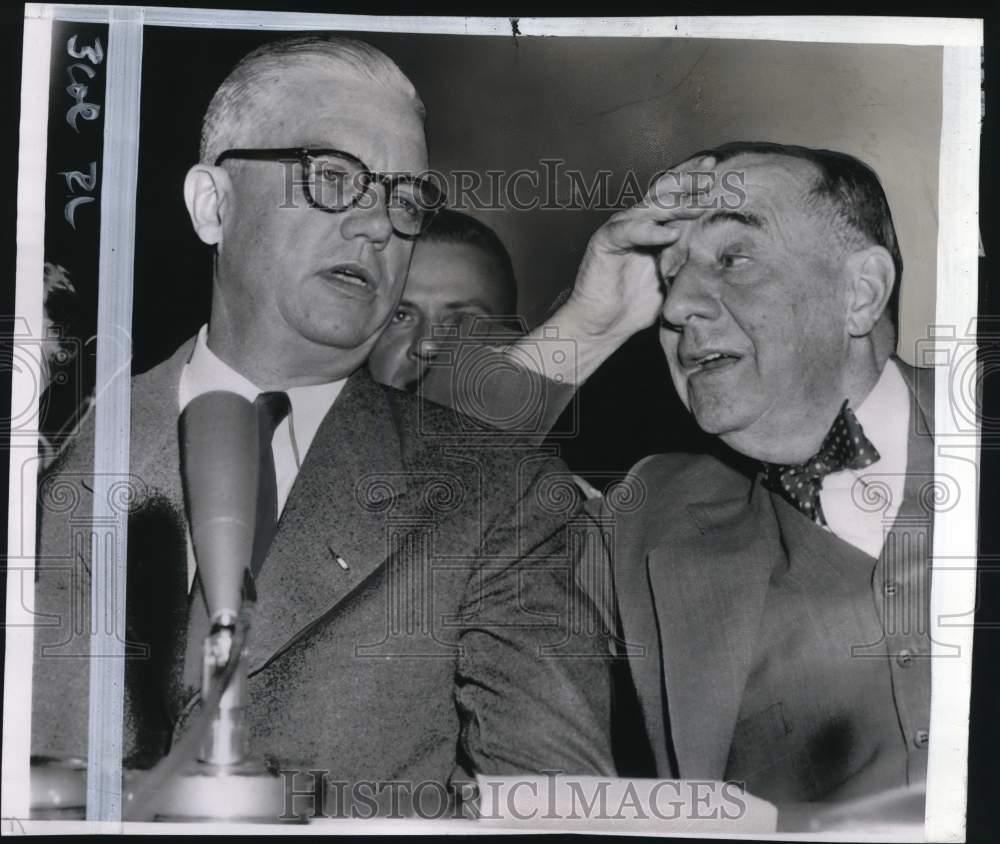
61, 36, 103, 229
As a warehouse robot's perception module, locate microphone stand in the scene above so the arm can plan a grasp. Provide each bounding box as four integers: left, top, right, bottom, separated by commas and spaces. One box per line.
31, 611, 288, 822
125, 608, 290, 823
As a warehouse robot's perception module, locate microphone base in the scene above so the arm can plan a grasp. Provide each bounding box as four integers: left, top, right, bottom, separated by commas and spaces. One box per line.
154, 758, 295, 823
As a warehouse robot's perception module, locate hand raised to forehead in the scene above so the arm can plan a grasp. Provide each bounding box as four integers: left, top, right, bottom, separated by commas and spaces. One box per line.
560, 154, 716, 343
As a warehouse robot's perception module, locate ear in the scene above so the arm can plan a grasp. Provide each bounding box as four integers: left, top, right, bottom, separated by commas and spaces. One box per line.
844, 245, 895, 337
183, 164, 232, 248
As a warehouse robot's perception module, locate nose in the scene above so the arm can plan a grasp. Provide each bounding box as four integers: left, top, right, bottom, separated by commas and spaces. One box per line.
408, 317, 443, 362
339, 185, 394, 247
660, 261, 722, 329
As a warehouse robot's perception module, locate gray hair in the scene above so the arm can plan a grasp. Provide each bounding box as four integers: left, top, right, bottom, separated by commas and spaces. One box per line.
200, 35, 425, 164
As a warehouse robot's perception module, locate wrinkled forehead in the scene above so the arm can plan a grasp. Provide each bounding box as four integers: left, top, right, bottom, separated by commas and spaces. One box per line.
251, 62, 428, 173
711, 153, 820, 221
688, 152, 831, 249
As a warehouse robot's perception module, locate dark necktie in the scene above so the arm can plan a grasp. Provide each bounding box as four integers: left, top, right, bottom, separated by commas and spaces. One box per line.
761, 399, 880, 526
251, 391, 291, 577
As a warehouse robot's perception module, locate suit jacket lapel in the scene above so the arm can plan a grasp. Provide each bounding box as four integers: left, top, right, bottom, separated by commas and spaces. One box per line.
645, 477, 778, 779
890, 361, 935, 584
245, 369, 410, 674
139, 351, 413, 713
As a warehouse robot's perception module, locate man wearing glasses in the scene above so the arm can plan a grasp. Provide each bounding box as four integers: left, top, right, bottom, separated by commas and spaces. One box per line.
31, 35, 614, 815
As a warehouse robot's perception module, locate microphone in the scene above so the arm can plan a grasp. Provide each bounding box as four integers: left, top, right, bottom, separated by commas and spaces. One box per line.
141, 390, 288, 822
179, 391, 258, 624
33, 391, 292, 822
32, 392, 262, 821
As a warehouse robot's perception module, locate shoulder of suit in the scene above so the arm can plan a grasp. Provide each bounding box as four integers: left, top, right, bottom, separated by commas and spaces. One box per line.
132, 337, 196, 401
627, 450, 753, 501
43, 339, 192, 478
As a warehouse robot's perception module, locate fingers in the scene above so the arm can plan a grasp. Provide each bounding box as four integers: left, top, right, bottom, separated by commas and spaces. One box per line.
590, 152, 720, 255
638, 154, 718, 211
616, 197, 708, 225
598, 197, 704, 250
600, 215, 686, 251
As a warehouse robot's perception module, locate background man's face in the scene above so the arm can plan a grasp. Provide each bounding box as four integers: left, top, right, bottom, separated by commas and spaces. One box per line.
659, 154, 853, 459
367, 239, 511, 391
215, 64, 428, 364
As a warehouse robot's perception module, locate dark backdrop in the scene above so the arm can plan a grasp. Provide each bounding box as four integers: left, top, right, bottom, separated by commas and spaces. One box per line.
130, 27, 942, 479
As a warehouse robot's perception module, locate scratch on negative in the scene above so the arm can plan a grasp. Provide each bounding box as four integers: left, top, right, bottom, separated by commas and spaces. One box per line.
592, 44, 711, 119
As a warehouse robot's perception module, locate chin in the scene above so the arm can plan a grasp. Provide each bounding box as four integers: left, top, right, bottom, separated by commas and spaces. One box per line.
690, 398, 758, 441
689, 396, 731, 433
298, 319, 379, 351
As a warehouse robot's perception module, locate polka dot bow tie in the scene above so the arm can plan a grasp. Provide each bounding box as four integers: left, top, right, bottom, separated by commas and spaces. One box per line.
761, 399, 880, 526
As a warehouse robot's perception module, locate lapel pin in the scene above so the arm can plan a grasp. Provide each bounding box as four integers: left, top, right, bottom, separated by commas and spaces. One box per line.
329, 548, 350, 571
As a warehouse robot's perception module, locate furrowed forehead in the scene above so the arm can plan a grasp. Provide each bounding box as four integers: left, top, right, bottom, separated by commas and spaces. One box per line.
700, 153, 827, 238
723, 153, 822, 210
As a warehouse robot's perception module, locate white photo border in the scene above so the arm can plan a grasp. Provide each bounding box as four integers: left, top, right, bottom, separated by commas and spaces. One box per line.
5, 6, 983, 838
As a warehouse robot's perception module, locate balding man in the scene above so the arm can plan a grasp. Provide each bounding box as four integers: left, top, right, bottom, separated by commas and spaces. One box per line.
31, 36, 613, 815
432, 141, 934, 816
570, 142, 933, 815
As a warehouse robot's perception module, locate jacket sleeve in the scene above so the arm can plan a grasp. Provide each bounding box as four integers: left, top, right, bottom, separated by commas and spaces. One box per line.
451, 456, 616, 778
31, 436, 96, 762
418, 342, 577, 445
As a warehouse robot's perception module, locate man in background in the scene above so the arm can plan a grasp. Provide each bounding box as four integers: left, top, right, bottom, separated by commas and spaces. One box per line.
368, 208, 518, 392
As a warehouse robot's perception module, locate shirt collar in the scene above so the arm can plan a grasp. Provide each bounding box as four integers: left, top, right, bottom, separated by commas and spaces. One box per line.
825, 357, 910, 488
178, 324, 258, 409
177, 324, 347, 453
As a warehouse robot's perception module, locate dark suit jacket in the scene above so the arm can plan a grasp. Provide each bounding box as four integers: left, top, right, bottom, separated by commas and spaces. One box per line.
594, 360, 934, 788
31, 337, 614, 803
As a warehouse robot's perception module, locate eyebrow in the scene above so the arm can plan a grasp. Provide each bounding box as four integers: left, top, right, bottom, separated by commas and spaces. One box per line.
702, 209, 768, 231
398, 299, 494, 312
441, 300, 493, 312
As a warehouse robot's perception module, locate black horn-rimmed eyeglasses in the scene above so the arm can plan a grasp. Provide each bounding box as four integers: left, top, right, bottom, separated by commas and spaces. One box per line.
214, 147, 446, 239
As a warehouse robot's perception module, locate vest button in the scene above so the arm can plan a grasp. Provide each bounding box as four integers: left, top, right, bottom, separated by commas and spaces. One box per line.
884, 582, 899, 597
896, 649, 914, 667
914, 729, 929, 749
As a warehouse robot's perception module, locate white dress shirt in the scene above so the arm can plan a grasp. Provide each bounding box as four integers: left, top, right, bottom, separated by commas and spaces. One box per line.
177, 325, 346, 588
820, 358, 910, 558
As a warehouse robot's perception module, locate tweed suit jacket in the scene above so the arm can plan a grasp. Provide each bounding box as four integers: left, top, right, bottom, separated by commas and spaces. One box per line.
592, 360, 935, 788
31, 337, 615, 799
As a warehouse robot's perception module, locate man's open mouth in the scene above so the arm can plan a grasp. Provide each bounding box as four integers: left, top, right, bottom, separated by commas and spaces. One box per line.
320, 263, 376, 292
685, 350, 742, 372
